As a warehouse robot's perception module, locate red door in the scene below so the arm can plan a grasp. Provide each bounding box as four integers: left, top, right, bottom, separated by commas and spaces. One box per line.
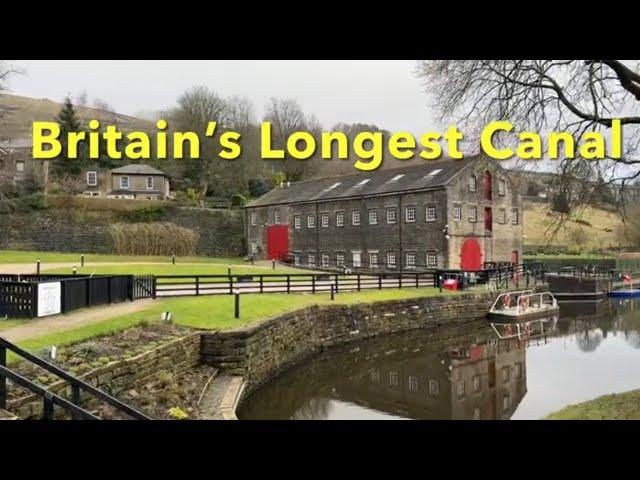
266, 225, 289, 260
460, 238, 482, 270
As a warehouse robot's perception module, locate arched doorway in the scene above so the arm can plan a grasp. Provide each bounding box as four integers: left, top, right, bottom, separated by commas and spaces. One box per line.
460, 238, 482, 270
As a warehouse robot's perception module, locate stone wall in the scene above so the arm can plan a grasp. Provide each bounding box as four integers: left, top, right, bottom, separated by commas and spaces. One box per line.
201, 290, 502, 395
8, 333, 201, 419
0, 206, 244, 256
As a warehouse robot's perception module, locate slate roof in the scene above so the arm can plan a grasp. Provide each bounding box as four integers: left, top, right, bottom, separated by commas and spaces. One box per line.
247, 157, 482, 208
110, 164, 167, 175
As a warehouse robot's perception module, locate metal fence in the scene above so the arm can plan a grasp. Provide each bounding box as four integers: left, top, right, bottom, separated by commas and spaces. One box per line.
0, 274, 155, 318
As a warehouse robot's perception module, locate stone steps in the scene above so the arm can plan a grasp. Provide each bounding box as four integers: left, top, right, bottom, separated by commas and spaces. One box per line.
197, 375, 246, 420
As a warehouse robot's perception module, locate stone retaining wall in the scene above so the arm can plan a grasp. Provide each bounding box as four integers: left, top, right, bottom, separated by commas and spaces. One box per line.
200, 290, 504, 395
8, 333, 201, 419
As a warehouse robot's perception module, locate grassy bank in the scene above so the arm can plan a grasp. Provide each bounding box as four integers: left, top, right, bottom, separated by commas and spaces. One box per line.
0, 250, 238, 265
4, 287, 455, 362
45, 263, 312, 277
546, 390, 640, 420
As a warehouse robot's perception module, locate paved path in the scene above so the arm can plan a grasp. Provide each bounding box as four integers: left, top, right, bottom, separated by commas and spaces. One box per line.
0, 298, 155, 342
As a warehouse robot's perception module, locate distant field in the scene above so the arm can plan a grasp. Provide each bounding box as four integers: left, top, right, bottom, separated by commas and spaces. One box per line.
524, 201, 628, 250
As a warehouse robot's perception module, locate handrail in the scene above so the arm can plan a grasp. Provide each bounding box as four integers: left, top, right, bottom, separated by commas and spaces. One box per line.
0, 365, 99, 420
0, 337, 151, 420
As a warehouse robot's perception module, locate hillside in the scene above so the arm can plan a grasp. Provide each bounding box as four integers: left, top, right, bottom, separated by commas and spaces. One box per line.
524, 200, 629, 251
0, 93, 154, 139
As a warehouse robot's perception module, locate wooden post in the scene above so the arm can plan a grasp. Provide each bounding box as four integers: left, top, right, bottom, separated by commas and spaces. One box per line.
0, 345, 6, 410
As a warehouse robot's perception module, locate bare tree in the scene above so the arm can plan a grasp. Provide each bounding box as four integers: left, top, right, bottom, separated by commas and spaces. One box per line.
226, 96, 255, 131
416, 60, 640, 235
76, 90, 89, 107
92, 98, 115, 113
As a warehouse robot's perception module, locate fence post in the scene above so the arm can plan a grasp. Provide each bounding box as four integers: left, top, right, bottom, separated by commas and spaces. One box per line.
312, 275, 316, 294
399, 273, 402, 289
260, 276, 263, 294
196, 276, 200, 296
86, 278, 92, 307
378, 274, 382, 290
42, 394, 54, 420
335, 274, 339, 293
81, 254, 85, 267
0, 344, 6, 410
286, 275, 290, 294
152, 276, 157, 300
36, 259, 41, 275
415, 273, 419, 288
229, 275, 234, 295
357, 274, 361, 292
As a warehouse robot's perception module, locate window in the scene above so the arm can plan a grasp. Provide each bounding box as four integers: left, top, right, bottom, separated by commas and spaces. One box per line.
503, 394, 511, 412
483, 171, 492, 200
473, 407, 481, 420
336, 211, 345, 227
405, 252, 416, 269
294, 215, 301, 230
429, 379, 440, 396
251, 242, 258, 254
321, 213, 330, 228
16, 161, 25, 172
514, 362, 522, 379
274, 209, 281, 224
502, 366, 510, 383
386, 207, 397, 224
308, 253, 316, 267
456, 382, 465, 399
453, 203, 462, 222
307, 214, 315, 228
484, 207, 493, 231
473, 375, 481, 392
336, 253, 345, 267
352, 251, 361, 267
498, 208, 506, 224
409, 376, 418, 392
390, 174, 405, 182
511, 208, 519, 225
119, 176, 130, 189
389, 372, 399, 386
369, 252, 378, 268
405, 206, 416, 223
426, 253, 438, 268
498, 178, 506, 196
146, 176, 154, 190
86, 171, 98, 186
321, 254, 330, 268
469, 175, 477, 192
368, 209, 378, 225
370, 369, 380, 383
469, 205, 478, 223
426, 204, 437, 222
352, 211, 361, 226
293, 253, 300, 266
387, 252, 397, 268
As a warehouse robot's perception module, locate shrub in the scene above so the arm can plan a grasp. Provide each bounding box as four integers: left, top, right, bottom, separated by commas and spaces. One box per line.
108, 222, 199, 256
168, 407, 189, 420
231, 193, 247, 207
119, 206, 167, 223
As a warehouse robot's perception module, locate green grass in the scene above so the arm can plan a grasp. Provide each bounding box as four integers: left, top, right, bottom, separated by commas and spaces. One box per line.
0, 250, 241, 265
0, 319, 27, 332
7, 287, 454, 362
524, 253, 613, 260
546, 390, 640, 420
44, 263, 313, 277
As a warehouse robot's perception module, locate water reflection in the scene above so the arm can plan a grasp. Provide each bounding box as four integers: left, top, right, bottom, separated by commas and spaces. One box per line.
238, 299, 640, 420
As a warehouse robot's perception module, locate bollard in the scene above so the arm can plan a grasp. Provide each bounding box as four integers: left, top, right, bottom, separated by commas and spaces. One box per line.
228, 265, 232, 276
251, 256, 255, 266
330, 283, 335, 301
172, 254, 176, 265
272, 259, 276, 270
81, 254, 85, 267
37, 259, 41, 275
234, 289, 240, 318
73, 267, 77, 276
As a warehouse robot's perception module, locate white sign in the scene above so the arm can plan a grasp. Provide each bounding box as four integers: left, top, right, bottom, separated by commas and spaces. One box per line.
37, 282, 62, 317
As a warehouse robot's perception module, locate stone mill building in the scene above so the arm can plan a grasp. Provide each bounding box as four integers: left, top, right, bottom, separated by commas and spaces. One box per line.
244, 156, 523, 270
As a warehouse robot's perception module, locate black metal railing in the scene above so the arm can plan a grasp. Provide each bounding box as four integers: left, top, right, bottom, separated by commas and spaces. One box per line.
0, 337, 151, 420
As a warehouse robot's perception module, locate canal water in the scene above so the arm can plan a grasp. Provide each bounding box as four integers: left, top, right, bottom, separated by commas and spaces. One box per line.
238, 299, 640, 420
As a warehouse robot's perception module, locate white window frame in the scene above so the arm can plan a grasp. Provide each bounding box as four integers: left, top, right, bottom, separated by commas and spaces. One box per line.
15, 161, 25, 173
368, 209, 378, 225
387, 252, 397, 268
274, 209, 281, 224
389, 371, 399, 386
473, 375, 481, 392
469, 205, 478, 223
498, 178, 506, 196
120, 176, 130, 190
307, 214, 315, 229
321, 213, 330, 228
86, 171, 98, 186
429, 379, 439, 396
251, 212, 258, 226
336, 253, 345, 268
408, 376, 418, 392
336, 211, 345, 227
293, 253, 300, 266
511, 208, 519, 225
426, 252, 437, 268
502, 366, 510, 383
457, 381, 465, 399
386, 207, 397, 224
405, 205, 416, 223
146, 176, 154, 190
352, 251, 362, 268
321, 253, 330, 268
498, 208, 507, 224
369, 251, 378, 268
294, 215, 301, 230
352, 210, 361, 226
405, 252, 416, 269
453, 203, 462, 222
426, 204, 437, 222
469, 175, 477, 192
308, 253, 316, 267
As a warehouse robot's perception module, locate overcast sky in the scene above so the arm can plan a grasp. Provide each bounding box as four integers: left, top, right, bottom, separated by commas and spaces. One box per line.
6, 60, 439, 136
